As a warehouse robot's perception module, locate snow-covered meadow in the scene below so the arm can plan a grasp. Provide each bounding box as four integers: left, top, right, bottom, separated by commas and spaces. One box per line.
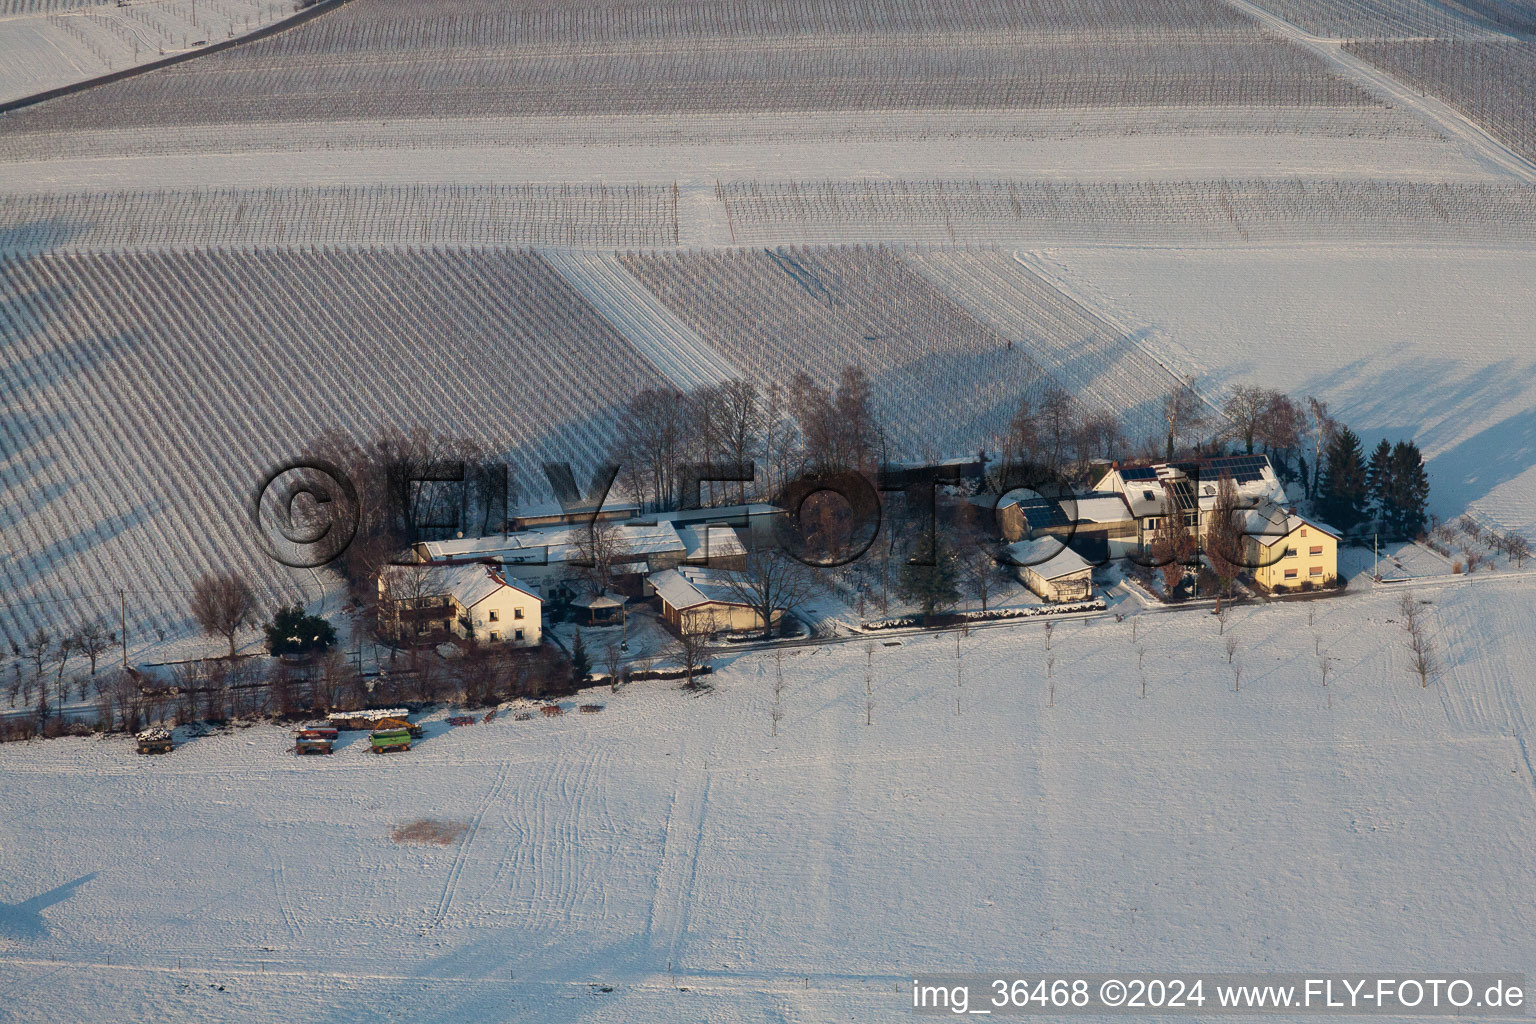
4, 577, 1536, 1022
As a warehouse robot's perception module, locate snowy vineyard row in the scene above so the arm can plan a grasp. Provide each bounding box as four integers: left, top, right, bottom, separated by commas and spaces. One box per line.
0, 248, 666, 650
0, 36, 1371, 132
1347, 40, 1536, 166
244, 0, 1254, 54
0, 185, 681, 253
616, 246, 1179, 461
0, 241, 1196, 649
715, 178, 1536, 246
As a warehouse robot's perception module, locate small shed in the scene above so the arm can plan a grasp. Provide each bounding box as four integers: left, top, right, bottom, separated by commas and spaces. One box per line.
1005, 538, 1095, 603
650, 566, 780, 634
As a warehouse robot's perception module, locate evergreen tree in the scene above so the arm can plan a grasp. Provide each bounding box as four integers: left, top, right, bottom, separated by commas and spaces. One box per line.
1386, 441, 1430, 539
1319, 427, 1368, 532
1366, 438, 1393, 525
897, 535, 961, 619
569, 628, 591, 684
264, 606, 337, 657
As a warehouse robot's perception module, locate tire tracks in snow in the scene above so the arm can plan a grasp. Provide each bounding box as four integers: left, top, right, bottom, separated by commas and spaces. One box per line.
426, 754, 516, 932
644, 750, 712, 971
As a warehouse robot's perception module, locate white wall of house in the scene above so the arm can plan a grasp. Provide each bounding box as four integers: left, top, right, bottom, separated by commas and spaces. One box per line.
460, 587, 542, 646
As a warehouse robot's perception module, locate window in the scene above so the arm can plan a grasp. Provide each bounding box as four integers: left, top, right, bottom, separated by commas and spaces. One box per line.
1284, 568, 1298, 579
514, 607, 525, 620
1300, 528, 1307, 537
1310, 566, 1324, 577
1283, 547, 1297, 558
514, 628, 524, 641
1309, 546, 1323, 556
489, 631, 500, 641
488, 609, 499, 622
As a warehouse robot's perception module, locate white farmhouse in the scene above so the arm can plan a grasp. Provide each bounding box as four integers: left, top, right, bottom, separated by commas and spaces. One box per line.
379, 563, 541, 646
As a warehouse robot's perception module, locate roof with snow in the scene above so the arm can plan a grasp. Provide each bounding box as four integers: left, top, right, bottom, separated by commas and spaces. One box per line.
1105, 454, 1288, 518
571, 592, 624, 609
649, 566, 754, 611
381, 563, 538, 606
987, 491, 1133, 531
418, 520, 685, 565
1239, 509, 1342, 543
1004, 538, 1094, 580
678, 524, 747, 563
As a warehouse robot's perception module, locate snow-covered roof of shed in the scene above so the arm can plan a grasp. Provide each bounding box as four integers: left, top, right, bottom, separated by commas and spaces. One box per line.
1004, 538, 1094, 580
649, 566, 752, 611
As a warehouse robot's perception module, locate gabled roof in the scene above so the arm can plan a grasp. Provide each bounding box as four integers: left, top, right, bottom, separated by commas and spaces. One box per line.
1004, 538, 1094, 580
1239, 509, 1342, 544
649, 566, 754, 611
382, 563, 538, 607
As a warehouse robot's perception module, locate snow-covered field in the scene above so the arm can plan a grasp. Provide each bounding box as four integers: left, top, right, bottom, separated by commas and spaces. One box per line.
4, 578, 1536, 1021
0, 0, 299, 104
1033, 247, 1536, 536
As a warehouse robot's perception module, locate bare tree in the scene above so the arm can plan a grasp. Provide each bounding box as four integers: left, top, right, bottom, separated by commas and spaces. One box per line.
602, 640, 624, 693
1206, 473, 1244, 600
1319, 652, 1332, 687
1232, 659, 1243, 692
666, 617, 715, 690
723, 543, 817, 640
613, 387, 686, 511
717, 378, 762, 504
1149, 483, 1195, 598
574, 517, 632, 597
958, 540, 999, 612
23, 627, 50, 683
999, 396, 1040, 483
1222, 385, 1278, 454
191, 572, 256, 657
54, 635, 73, 711
1224, 633, 1238, 664
1398, 592, 1437, 687
76, 620, 112, 676
1162, 381, 1206, 459
1304, 396, 1337, 498
1507, 533, 1531, 568
1038, 384, 1078, 472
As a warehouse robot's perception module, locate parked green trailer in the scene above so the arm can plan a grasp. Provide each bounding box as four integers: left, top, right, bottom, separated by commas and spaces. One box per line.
369, 727, 412, 754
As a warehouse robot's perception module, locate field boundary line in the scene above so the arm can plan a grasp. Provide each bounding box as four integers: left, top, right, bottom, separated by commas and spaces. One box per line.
0, 0, 358, 116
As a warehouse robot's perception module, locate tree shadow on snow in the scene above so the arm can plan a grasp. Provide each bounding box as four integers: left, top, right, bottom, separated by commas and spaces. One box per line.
0, 872, 97, 942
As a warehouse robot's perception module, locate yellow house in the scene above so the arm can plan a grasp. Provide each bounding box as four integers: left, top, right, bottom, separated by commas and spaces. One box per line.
649, 566, 782, 634
1244, 512, 1340, 591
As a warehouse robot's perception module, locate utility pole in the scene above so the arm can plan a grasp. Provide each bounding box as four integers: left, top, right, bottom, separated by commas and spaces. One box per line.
1373, 532, 1379, 581
119, 588, 128, 669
